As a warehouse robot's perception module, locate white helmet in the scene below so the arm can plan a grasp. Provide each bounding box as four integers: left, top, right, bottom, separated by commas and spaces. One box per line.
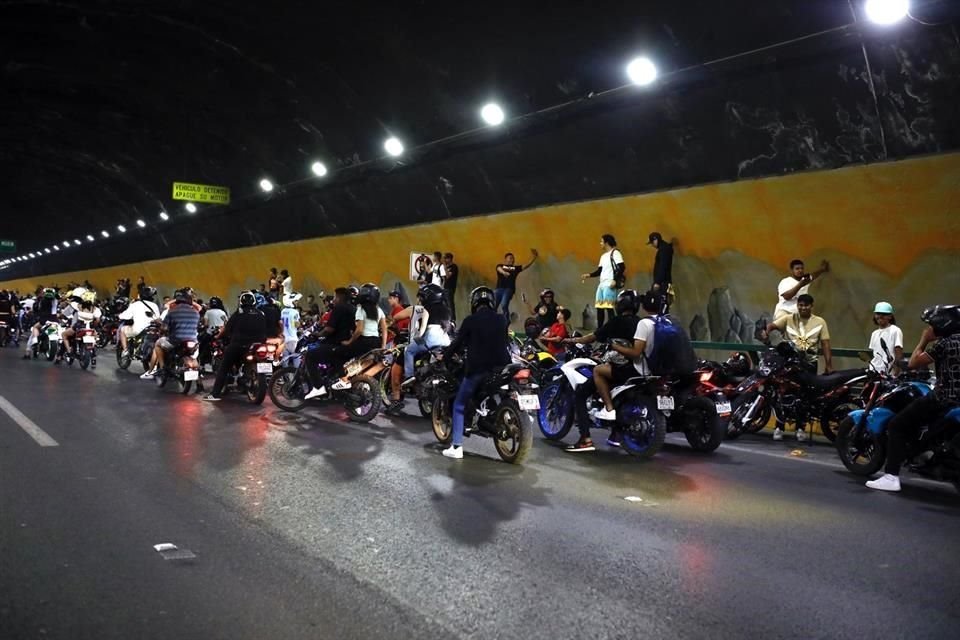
282, 292, 302, 308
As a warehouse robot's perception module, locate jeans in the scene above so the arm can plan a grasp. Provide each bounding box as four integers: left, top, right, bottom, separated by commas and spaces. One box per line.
404, 327, 450, 378
444, 290, 457, 323
884, 393, 953, 475
452, 372, 488, 446
305, 343, 341, 387
494, 288, 514, 323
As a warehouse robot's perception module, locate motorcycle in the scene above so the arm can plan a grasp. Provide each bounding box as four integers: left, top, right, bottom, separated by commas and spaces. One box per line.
34, 320, 62, 361
0, 318, 13, 347
269, 340, 383, 423
154, 339, 202, 395
510, 333, 559, 385
380, 342, 447, 417
694, 352, 752, 432
71, 326, 99, 370
430, 356, 537, 464
116, 321, 161, 372
726, 342, 866, 442
219, 342, 275, 404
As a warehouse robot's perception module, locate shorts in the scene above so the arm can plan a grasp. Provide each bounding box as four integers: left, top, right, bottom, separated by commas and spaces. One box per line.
595, 283, 618, 309
157, 337, 175, 351
122, 325, 136, 338
611, 362, 640, 385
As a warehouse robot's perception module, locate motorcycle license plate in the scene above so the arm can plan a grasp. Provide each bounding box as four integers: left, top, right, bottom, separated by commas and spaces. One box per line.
657, 396, 675, 411
345, 362, 362, 377
715, 401, 732, 416
517, 394, 540, 411
82, 335, 97, 344
183, 370, 199, 381
256, 362, 273, 374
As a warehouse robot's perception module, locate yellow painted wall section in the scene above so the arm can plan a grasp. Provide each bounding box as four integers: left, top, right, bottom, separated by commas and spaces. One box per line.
3, 152, 959, 348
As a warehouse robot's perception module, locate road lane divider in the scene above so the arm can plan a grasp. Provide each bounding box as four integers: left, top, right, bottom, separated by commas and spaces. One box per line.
0, 395, 59, 447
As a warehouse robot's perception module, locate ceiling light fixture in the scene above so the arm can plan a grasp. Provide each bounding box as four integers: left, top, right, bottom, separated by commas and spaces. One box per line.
185, 202, 197, 213
73, 239, 81, 246
259, 178, 274, 193
101, 230, 110, 238
159, 211, 169, 221
44, 248, 51, 254
384, 137, 404, 157
117, 224, 127, 233
311, 161, 328, 177
865, 0, 910, 25
62, 241, 71, 248
53, 245, 60, 251
626, 56, 658, 86
136, 219, 146, 228
480, 103, 506, 126
87, 235, 95, 242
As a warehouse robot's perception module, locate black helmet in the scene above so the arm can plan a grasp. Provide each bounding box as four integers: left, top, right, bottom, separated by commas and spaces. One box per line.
615, 289, 640, 314
921, 305, 960, 337
114, 297, 129, 312
208, 296, 224, 311
417, 283, 445, 306
139, 286, 157, 302
239, 292, 256, 308
174, 288, 193, 304
0, 291, 8, 302
347, 285, 360, 304
539, 288, 555, 300
470, 286, 496, 313
357, 283, 381, 305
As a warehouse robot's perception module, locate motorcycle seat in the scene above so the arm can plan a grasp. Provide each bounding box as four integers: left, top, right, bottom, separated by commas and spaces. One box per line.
798, 368, 865, 389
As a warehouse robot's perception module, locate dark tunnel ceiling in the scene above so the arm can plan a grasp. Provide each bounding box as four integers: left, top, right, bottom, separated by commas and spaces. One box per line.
1, 0, 958, 259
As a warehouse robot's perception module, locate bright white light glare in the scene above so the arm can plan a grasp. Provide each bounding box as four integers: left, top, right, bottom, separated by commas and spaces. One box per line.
62, 241, 70, 248
101, 230, 110, 238
384, 137, 404, 157
311, 161, 328, 177
480, 103, 505, 126
865, 0, 910, 25
159, 211, 169, 221
44, 248, 51, 254
259, 178, 274, 192
28, 252, 35, 258
136, 219, 146, 228
117, 224, 127, 233
53, 245, 60, 251
86, 235, 95, 242
626, 56, 658, 86
73, 239, 81, 246
185, 202, 197, 213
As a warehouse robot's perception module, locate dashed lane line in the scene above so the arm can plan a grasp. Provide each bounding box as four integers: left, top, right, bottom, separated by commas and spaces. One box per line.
0, 394, 59, 447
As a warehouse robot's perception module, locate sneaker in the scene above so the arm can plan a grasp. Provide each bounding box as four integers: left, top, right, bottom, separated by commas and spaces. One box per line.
865, 473, 901, 492
796, 429, 808, 442
564, 438, 596, 453
385, 399, 405, 415
442, 445, 464, 459
594, 407, 616, 421
140, 369, 156, 380
202, 394, 221, 402
304, 386, 326, 400
606, 433, 622, 447
773, 428, 784, 441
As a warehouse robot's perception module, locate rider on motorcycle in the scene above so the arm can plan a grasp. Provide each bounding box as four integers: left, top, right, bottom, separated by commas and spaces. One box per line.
203, 292, 268, 401
118, 286, 160, 356
866, 305, 960, 492
303, 287, 357, 400
280, 292, 302, 357
0, 290, 16, 343
61, 298, 101, 364
141, 289, 200, 380
439, 286, 511, 460
23, 288, 59, 359
562, 289, 642, 452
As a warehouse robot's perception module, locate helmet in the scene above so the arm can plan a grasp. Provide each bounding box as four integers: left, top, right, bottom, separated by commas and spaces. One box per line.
357, 283, 381, 305
114, 297, 129, 312
873, 301, 894, 314
208, 296, 224, 311
417, 283, 445, 306
347, 286, 360, 304
921, 305, 960, 337
539, 288, 555, 300
239, 292, 256, 308
615, 289, 640, 314
81, 290, 96, 304
469, 286, 496, 313
139, 286, 157, 302
0, 291, 8, 302
174, 288, 193, 304
253, 292, 268, 308
43, 288, 56, 300
282, 292, 302, 308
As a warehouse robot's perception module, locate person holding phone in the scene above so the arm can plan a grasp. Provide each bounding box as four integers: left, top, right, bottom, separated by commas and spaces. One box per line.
774, 258, 830, 320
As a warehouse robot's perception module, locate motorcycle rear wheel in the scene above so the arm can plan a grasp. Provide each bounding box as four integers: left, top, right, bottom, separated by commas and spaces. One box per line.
431, 398, 453, 445
345, 374, 380, 423
682, 396, 724, 452
270, 367, 308, 412
494, 402, 534, 464
180, 377, 193, 395
80, 350, 92, 370
117, 344, 132, 369
247, 372, 267, 405
155, 370, 168, 388
836, 417, 886, 476
417, 397, 433, 418
46, 340, 58, 361
620, 396, 666, 460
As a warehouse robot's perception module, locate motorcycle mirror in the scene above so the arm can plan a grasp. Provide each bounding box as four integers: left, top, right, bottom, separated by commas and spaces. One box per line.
857, 350, 872, 363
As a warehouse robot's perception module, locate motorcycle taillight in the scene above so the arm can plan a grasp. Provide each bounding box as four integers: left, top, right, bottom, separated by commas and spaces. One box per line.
185, 341, 197, 350
699, 371, 713, 382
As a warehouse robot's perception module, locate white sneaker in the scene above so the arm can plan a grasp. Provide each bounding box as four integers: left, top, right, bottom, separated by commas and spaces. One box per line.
594, 407, 616, 421
304, 386, 326, 400
865, 474, 901, 492
442, 445, 463, 459
796, 429, 808, 442
140, 369, 156, 380
772, 428, 784, 441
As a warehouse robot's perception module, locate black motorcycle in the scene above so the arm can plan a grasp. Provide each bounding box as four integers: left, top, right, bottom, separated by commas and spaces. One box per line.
117, 321, 160, 372
380, 342, 447, 417
155, 339, 202, 395
430, 356, 537, 464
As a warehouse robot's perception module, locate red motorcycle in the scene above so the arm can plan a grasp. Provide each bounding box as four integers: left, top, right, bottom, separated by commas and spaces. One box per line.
76, 326, 99, 370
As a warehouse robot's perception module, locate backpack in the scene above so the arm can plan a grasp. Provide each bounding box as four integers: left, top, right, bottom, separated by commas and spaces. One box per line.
610, 251, 626, 289
646, 315, 697, 376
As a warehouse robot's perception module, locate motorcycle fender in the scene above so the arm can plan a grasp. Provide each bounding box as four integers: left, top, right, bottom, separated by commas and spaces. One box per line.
865, 407, 895, 435
560, 358, 594, 388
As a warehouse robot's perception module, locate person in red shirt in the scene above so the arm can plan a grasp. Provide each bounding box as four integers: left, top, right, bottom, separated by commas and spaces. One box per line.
386, 290, 410, 343
539, 308, 572, 357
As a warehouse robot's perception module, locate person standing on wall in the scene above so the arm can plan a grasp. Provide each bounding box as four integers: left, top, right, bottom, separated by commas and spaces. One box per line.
442, 253, 459, 322
268, 268, 280, 299
581, 234, 624, 329
774, 258, 830, 320
280, 269, 293, 296
495, 249, 539, 324
647, 232, 674, 314
430, 251, 445, 288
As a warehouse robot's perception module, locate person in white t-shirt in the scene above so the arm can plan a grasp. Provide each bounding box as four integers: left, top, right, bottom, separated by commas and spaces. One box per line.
430, 251, 445, 288
340, 284, 388, 367
280, 269, 293, 296
581, 234, 625, 329
774, 258, 830, 319
281, 292, 302, 355
868, 301, 904, 374
61, 300, 102, 362
118, 287, 161, 354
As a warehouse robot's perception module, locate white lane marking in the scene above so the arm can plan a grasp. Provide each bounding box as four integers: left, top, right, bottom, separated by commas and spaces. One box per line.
0, 395, 59, 447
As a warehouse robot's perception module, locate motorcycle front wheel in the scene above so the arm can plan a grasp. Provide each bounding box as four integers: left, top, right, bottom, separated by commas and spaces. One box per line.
820, 400, 859, 444
345, 374, 380, 423
431, 397, 453, 445
536, 381, 574, 441
269, 367, 308, 412
682, 396, 724, 453
493, 401, 534, 464
727, 391, 771, 439
836, 417, 886, 476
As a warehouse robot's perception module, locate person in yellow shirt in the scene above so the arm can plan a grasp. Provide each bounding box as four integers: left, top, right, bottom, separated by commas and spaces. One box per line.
762, 294, 834, 375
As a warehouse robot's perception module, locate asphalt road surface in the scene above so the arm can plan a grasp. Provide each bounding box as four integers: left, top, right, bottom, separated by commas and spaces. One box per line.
1, 346, 958, 640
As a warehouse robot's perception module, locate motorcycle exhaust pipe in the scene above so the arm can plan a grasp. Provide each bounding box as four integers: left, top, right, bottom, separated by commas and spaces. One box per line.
741, 394, 764, 424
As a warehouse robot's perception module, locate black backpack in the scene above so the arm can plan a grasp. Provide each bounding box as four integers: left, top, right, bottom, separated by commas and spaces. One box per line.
646, 315, 697, 376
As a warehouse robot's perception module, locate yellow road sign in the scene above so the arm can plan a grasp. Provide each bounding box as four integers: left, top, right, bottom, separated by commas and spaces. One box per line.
172, 182, 231, 205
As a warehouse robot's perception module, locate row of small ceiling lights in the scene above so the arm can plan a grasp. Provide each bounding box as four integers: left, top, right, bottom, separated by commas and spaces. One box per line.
0, 0, 911, 269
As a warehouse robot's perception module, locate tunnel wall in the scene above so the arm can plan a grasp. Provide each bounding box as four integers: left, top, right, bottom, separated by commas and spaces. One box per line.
2, 151, 958, 349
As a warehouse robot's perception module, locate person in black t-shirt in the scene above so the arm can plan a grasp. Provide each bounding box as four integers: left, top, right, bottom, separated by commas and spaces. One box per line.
303, 288, 357, 398
442, 253, 459, 322
524, 288, 560, 332
204, 292, 268, 401
561, 291, 642, 452
494, 249, 538, 324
